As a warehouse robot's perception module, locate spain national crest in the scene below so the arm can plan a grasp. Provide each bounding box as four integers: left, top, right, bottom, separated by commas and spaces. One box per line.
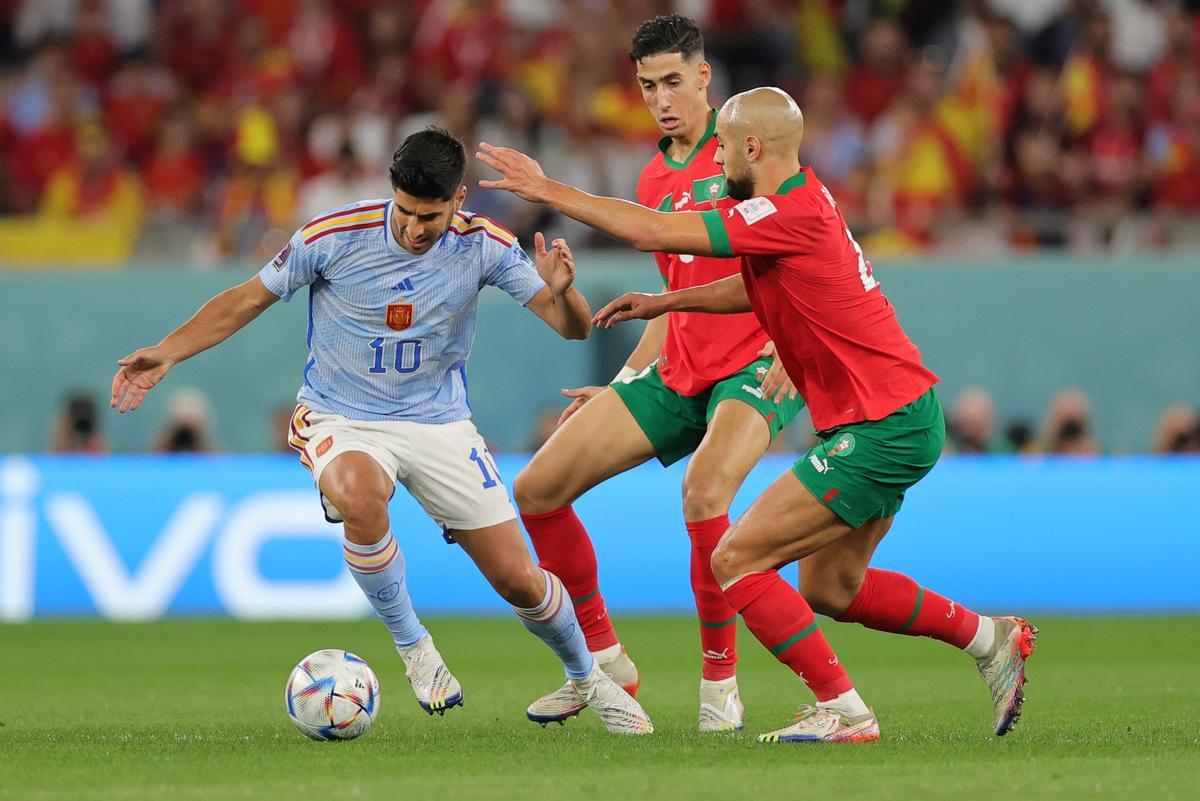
386, 303, 414, 331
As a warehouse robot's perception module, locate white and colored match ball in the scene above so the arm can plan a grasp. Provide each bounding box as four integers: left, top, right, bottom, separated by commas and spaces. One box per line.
285, 649, 380, 741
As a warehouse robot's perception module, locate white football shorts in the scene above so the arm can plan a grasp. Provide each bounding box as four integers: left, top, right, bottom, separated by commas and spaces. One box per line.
287, 404, 516, 532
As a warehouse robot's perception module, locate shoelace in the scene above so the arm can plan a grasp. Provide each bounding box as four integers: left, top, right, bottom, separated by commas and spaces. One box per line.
404, 646, 445, 690
402, 648, 427, 677
579, 675, 604, 704
791, 704, 834, 724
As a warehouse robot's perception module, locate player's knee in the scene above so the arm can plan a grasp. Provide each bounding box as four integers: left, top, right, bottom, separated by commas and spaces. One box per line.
492, 561, 545, 608
681, 476, 733, 521
327, 485, 389, 543
512, 466, 566, 515
709, 536, 744, 585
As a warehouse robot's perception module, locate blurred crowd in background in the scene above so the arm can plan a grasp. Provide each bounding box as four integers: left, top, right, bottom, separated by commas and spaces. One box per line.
49, 385, 1200, 456
3, 0, 1200, 266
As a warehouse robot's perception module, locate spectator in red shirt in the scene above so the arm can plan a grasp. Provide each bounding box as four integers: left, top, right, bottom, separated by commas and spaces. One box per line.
1146, 72, 1200, 211
144, 112, 205, 218
104, 55, 176, 167
1146, 7, 1199, 122
287, 0, 367, 105
69, 0, 116, 88
7, 74, 82, 212
844, 18, 909, 124
1087, 73, 1147, 227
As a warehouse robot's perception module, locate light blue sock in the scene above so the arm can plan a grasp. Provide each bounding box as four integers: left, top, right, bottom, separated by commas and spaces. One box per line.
343, 531, 427, 649
514, 569, 595, 680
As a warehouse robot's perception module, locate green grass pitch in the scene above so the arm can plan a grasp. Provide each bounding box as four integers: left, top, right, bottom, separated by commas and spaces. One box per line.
1, 616, 1196, 800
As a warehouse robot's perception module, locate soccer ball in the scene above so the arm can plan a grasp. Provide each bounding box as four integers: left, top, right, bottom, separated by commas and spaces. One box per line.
285, 649, 381, 740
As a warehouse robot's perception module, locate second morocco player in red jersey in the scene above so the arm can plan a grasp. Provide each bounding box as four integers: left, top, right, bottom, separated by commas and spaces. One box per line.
636, 112, 768, 394
478, 84, 1038, 746
506, 15, 806, 734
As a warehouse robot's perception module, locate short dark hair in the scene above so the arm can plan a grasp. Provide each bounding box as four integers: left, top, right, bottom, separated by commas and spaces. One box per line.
389, 126, 466, 201
630, 14, 704, 63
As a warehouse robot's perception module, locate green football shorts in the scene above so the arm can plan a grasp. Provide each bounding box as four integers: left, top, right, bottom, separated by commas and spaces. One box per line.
611, 359, 804, 466
792, 387, 945, 528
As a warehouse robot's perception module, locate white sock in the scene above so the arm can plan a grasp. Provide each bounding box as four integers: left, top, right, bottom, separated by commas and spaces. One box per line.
343, 530, 426, 649
700, 676, 738, 691
513, 569, 594, 681
817, 688, 871, 717
592, 642, 622, 664
964, 616, 997, 659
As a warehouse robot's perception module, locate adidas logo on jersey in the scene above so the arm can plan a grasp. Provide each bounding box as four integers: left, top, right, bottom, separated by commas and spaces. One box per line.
392, 277, 416, 293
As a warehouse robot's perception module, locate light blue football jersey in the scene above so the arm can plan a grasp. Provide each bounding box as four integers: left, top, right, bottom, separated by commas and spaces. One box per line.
257, 198, 547, 422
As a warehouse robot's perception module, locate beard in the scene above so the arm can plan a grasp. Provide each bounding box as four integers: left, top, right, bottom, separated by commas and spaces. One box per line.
726, 170, 755, 201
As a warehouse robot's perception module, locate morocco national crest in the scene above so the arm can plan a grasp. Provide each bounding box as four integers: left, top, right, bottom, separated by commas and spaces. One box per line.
386, 303, 414, 331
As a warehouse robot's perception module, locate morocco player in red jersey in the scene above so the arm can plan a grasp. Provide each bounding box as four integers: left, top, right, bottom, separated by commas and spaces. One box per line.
513, 16, 804, 733
478, 86, 1038, 743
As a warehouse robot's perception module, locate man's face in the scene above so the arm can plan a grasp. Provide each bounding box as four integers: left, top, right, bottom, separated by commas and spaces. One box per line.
391, 186, 465, 254
635, 52, 710, 137
713, 120, 755, 201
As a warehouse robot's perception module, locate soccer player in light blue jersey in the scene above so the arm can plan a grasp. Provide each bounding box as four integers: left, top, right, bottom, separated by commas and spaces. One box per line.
110, 127, 653, 735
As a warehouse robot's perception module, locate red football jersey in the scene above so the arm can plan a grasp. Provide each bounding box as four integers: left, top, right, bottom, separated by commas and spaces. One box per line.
701, 168, 939, 431
636, 114, 770, 396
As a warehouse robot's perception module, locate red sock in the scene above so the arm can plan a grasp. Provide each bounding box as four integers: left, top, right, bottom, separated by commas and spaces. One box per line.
836, 568, 979, 649
723, 571, 852, 701
686, 515, 737, 681
521, 506, 618, 651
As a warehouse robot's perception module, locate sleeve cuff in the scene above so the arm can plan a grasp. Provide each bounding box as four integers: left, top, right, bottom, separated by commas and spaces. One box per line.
701, 209, 734, 257
255, 263, 291, 302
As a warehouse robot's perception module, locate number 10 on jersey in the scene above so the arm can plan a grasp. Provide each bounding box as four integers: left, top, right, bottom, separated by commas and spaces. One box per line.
368, 338, 422, 374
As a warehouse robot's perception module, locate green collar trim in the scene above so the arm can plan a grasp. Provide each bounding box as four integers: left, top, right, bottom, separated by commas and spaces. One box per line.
776, 171, 808, 194
658, 110, 717, 169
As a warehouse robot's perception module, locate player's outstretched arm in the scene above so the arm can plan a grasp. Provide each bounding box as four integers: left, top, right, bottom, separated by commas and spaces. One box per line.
525, 231, 591, 340
593, 274, 752, 330
477, 143, 715, 257
111, 276, 279, 413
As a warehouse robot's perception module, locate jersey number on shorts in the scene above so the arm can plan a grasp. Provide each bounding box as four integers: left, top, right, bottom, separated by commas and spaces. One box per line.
468, 447, 501, 489
368, 338, 423, 374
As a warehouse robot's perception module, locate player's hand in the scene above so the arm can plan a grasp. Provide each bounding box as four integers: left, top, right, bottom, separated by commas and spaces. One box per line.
593, 292, 670, 329
557, 385, 605, 427
476, 142, 550, 202
756, 341, 798, 404
111, 346, 175, 413
533, 231, 575, 295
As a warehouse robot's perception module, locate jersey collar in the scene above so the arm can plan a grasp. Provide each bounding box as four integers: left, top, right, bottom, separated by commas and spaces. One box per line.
775, 169, 809, 195
658, 109, 717, 170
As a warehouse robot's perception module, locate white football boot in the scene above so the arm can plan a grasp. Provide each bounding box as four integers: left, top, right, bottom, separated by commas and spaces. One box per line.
756, 705, 880, 744
698, 677, 745, 732
569, 661, 654, 735
975, 616, 1038, 735
526, 646, 639, 725
397, 634, 463, 715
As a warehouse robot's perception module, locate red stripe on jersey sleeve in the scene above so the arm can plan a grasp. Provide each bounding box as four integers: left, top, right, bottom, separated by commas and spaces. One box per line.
469, 214, 515, 238
303, 202, 388, 230
449, 226, 511, 246
304, 220, 385, 244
